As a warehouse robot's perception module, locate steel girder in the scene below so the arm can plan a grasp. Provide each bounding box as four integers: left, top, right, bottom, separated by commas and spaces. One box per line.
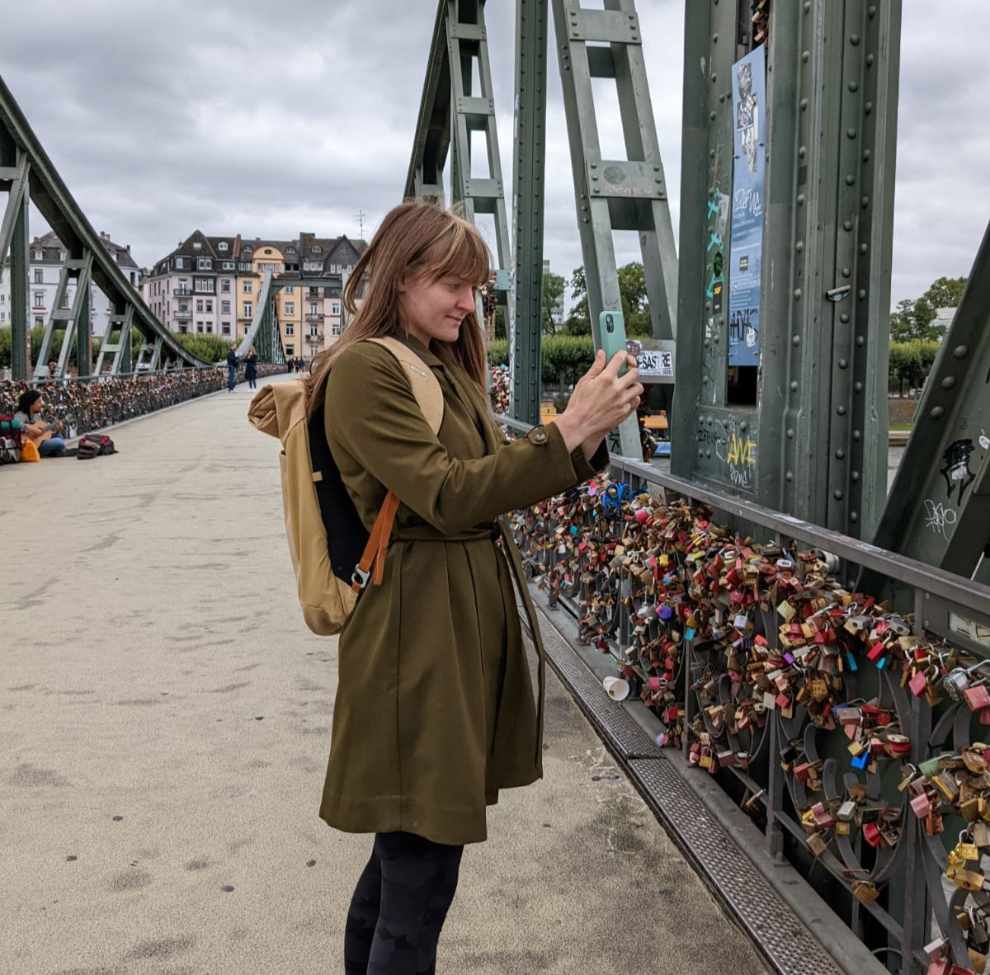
672, 1, 901, 539
870, 223, 990, 581
550, 0, 678, 458
509, 0, 550, 425
406, 1, 514, 386
0, 74, 212, 378
235, 271, 286, 365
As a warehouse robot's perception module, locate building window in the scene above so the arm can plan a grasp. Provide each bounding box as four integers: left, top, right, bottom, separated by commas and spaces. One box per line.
197, 324, 204, 333
331, 322, 341, 336
196, 299, 204, 313
222, 323, 231, 335
193, 242, 202, 250
243, 281, 253, 294
221, 279, 231, 293
285, 302, 294, 315
331, 301, 340, 314
197, 257, 212, 271
33, 291, 45, 307
244, 302, 253, 317
286, 345, 294, 355
309, 303, 319, 315
221, 300, 231, 314
286, 324, 294, 335
218, 241, 229, 251
175, 257, 187, 269
34, 315, 44, 325
222, 262, 235, 271
309, 327, 319, 337
178, 325, 188, 334
194, 279, 214, 293
33, 269, 43, 284
205, 300, 214, 313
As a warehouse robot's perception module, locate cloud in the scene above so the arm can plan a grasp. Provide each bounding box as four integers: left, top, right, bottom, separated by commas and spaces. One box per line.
1, 0, 986, 315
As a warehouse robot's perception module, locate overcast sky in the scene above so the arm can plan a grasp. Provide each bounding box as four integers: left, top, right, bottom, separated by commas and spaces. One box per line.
2, 0, 987, 313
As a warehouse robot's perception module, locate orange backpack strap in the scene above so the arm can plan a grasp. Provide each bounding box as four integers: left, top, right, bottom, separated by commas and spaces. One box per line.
352, 490, 401, 591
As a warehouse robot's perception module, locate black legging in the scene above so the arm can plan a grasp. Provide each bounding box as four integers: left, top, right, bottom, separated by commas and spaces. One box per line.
344, 831, 464, 974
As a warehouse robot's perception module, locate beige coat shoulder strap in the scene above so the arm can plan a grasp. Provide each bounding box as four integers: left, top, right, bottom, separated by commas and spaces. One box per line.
364, 337, 444, 436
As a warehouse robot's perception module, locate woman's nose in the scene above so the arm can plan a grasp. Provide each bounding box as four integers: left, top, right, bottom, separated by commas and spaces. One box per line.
455, 287, 476, 310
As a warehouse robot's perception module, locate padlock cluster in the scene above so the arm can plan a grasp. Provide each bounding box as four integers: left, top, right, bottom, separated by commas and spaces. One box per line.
489, 364, 510, 416
751, 0, 770, 46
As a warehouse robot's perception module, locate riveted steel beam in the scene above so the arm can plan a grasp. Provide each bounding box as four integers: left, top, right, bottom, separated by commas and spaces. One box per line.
406, 1, 514, 372
550, 0, 678, 458
0, 131, 31, 380
871, 223, 990, 581
236, 271, 285, 365
94, 303, 134, 376
672, 1, 901, 539
0, 74, 214, 371
509, 0, 549, 425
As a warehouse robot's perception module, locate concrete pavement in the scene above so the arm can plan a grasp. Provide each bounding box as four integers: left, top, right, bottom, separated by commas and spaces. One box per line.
1, 377, 769, 975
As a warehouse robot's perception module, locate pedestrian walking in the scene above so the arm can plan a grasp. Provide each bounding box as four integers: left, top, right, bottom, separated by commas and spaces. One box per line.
244, 346, 258, 390
307, 201, 642, 974
225, 347, 238, 391
287, 356, 295, 374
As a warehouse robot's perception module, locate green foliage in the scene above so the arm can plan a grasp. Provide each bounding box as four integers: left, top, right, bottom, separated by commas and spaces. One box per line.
889, 276, 967, 341
541, 270, 566, 335
174, 332, 234, 364
564, 267, 590, 335
486, 336, 595, 387
563, 263, 652, 336
0, 327, 9, 369
888, 340, 940, 394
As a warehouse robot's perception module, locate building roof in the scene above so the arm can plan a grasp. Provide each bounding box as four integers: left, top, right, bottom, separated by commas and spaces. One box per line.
21, 229, 139, 270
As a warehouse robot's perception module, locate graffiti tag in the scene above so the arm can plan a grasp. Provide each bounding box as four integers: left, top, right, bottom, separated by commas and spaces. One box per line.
923, 499, 958, 541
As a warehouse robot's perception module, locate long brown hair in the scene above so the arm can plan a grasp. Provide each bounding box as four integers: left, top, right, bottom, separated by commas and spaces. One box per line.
305, 202, 490, 414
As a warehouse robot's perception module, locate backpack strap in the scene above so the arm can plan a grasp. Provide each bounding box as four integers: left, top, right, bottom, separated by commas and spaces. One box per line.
365, 336, 444, 435
350, 336, 446, 592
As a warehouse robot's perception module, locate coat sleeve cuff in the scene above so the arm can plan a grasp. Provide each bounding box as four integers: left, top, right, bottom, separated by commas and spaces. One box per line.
569, 437, 610, 483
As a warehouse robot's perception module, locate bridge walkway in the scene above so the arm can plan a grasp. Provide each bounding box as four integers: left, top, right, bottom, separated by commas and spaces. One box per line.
0, 377, 768, 975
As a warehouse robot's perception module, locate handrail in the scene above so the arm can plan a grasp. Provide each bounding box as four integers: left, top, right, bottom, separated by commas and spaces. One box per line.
496, 414, 990, 619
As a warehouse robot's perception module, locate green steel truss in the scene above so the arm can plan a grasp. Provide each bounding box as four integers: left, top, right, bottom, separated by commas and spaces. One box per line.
550, 0, 678, 456
405, 0, 514, 370
235, 270, 288, 366
672, 0, 902, 540
871, 222, 990, 582
0, 74, 214, 380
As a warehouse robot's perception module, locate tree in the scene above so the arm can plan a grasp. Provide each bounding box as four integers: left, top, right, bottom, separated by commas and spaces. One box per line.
564, 267, 590, 335
541, 270, 565, 335
174, 332, 234, 364
564, 263, 653, 336
889, 275, 967, 341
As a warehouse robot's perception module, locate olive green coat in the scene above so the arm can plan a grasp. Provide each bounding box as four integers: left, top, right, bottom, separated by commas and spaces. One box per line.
319, 334, 607, 845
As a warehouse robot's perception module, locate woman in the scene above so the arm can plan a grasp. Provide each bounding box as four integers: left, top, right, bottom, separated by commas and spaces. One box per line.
244, 345, 258, 390
14, 389, 67, 458
310, 202, 642, 975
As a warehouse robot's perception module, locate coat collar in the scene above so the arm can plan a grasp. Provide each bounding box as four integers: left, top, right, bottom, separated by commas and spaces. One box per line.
396, 332, 444, 368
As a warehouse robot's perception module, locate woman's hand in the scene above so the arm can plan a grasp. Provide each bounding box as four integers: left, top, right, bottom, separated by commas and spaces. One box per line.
552, 350, 644, 456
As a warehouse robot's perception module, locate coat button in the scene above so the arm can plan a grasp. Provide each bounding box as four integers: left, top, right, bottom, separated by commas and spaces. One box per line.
527, 426, 549, 446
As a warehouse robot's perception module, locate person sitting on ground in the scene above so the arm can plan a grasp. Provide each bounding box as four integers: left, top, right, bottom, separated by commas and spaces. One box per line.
14, 390, 67, 458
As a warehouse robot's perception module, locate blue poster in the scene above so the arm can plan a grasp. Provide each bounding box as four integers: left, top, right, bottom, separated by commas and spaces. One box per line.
728, 46, 767, 368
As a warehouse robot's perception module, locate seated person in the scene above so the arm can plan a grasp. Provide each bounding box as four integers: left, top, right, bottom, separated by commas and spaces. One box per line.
14, 390, 67, 458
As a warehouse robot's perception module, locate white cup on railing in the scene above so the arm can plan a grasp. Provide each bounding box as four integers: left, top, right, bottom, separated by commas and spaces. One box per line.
602, 675, 630, 702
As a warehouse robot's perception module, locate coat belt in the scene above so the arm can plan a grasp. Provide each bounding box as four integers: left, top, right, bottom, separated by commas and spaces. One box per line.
392, 519, 547, 773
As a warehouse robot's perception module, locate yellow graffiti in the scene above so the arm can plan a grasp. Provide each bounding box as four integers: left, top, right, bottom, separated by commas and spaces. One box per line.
727, 433, 756, 467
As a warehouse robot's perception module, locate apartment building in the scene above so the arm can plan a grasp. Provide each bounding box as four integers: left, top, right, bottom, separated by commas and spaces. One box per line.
0, 230, 140, 337
142, 231, 365, 359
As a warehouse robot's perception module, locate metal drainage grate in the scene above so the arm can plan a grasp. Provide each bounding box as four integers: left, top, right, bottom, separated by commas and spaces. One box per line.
629, 758, 845, 975
531, 605, 662, 760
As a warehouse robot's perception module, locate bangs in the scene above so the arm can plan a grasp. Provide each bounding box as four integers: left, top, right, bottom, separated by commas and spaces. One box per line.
417, 219, 491, 288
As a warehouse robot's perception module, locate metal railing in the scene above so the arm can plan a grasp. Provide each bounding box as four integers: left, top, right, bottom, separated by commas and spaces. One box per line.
497, 414, 990, 974
0, 363, 284, 438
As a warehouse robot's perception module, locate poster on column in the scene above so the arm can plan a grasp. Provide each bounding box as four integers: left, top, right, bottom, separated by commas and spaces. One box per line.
728, 45, 767, 368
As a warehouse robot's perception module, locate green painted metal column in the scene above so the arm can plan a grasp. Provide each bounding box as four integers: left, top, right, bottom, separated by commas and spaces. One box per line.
0, 130, 31, 380
510, 0, 549, 425
673, 0, 901, 538
872, 223, 990, 581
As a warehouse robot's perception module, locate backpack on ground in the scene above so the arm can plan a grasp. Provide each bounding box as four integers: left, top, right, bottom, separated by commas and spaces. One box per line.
0, 414, 22, 464
77, 433, 116, 460
248, 337, 444, 636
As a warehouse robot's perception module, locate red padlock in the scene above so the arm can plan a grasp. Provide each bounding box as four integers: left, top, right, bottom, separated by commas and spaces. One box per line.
964, 684, 990, 712
863, 822, 883, 848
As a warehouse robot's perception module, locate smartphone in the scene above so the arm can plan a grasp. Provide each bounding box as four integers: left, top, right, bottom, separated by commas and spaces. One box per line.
599, 310, 635, 374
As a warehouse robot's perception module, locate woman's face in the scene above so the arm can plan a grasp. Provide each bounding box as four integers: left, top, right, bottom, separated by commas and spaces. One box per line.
398, 271, 477, 346
30, 397, 43, 415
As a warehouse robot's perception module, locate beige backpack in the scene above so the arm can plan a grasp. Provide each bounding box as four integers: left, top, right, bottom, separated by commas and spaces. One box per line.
248, 337, 444, 635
